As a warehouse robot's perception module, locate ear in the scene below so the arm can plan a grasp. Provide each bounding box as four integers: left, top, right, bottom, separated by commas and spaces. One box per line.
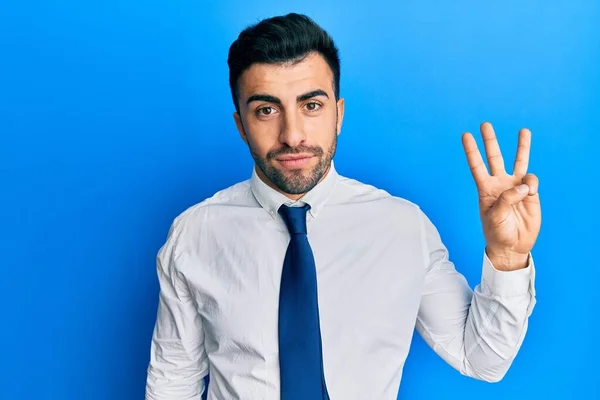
233, 111, 248, 144
336, 98, 345, 135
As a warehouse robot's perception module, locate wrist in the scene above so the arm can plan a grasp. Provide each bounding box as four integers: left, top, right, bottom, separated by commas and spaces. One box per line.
486, 246, 529, 271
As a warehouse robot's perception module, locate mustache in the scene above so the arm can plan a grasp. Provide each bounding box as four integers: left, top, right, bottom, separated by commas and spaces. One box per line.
267, 145, 324, 160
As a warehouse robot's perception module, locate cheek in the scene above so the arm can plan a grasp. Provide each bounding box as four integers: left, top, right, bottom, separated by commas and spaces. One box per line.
245, 120, 280, 155
304, 112, 337, 141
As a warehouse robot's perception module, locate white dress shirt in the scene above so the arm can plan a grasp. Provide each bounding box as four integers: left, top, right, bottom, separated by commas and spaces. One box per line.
145, 161, 536, 400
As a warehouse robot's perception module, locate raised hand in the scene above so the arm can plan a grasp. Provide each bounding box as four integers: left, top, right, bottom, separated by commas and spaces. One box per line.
462, 122, 542, 271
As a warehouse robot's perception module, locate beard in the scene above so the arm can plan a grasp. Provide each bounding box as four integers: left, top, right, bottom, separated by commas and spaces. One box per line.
249, 131, 337, 195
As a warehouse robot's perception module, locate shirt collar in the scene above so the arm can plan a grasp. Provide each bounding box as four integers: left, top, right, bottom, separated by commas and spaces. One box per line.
250, 160, 339, 219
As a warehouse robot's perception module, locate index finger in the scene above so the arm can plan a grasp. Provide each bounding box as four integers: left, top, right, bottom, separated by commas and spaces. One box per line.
462, 132, 489, 186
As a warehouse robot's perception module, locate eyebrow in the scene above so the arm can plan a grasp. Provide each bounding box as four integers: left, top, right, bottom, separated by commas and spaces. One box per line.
246, 89, 329, 105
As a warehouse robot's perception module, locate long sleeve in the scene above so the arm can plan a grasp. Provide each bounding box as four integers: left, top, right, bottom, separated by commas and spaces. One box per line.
415, 209, 536, 382
146, 220, 209, 399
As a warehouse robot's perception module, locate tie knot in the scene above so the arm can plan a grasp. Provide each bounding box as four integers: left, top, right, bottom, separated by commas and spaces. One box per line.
278, 204, 310, 235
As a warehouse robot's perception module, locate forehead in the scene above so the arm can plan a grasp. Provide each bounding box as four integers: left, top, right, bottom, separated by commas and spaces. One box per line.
238, 52, 334, 100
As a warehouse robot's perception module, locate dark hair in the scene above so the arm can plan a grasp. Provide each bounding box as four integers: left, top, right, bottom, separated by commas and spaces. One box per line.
227, 13, 341, 114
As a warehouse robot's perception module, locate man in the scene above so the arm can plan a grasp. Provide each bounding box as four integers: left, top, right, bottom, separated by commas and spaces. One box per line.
145, 13, 540, 400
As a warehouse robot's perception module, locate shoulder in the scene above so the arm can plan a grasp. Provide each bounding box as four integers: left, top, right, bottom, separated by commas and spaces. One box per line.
167, 179, 254, 242
334, 173, 444, 261
334, 173, 423, 218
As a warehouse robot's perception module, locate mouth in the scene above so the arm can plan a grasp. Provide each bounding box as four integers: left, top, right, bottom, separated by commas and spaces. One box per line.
276, 154, 314, 169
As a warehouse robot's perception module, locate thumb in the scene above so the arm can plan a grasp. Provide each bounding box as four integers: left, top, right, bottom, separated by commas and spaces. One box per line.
498, 184, 530, 206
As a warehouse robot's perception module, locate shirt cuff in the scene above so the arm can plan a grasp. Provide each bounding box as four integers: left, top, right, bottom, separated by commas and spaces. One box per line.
481, 250, 536, 299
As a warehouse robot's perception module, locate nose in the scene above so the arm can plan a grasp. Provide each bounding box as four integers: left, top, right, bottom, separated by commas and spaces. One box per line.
279, 110, 306, 148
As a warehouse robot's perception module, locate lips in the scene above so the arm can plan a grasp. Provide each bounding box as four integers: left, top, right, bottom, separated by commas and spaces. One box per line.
277, 155, 313, 161
276, 155, 314, 168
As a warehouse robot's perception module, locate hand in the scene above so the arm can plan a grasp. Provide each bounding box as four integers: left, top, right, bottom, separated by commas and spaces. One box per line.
462, 122, 542, 271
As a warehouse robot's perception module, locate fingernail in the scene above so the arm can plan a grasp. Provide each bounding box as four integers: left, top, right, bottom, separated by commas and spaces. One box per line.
517, 184, 529, 194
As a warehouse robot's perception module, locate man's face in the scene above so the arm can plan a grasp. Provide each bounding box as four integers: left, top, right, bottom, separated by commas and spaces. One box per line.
233, 52, 344, 199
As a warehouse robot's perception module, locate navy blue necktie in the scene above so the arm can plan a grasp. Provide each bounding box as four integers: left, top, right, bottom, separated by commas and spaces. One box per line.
278, 204, 330, 400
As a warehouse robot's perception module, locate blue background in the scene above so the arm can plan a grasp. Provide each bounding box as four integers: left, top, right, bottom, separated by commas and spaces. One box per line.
1, 1, 598, 399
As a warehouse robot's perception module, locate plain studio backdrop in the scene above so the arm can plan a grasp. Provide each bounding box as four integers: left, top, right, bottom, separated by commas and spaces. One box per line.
1, 1, 598, 399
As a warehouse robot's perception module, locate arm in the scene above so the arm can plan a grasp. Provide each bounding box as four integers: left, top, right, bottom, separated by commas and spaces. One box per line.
146, 220, 209, 399
415, 210, 536, 382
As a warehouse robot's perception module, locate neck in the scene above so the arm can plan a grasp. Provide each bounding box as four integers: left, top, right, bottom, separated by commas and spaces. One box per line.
255, 164, 331, 201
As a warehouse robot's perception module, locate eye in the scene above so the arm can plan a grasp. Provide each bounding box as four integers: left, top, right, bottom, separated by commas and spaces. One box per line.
256, 106, 278, 117
305, 102, 322, 111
